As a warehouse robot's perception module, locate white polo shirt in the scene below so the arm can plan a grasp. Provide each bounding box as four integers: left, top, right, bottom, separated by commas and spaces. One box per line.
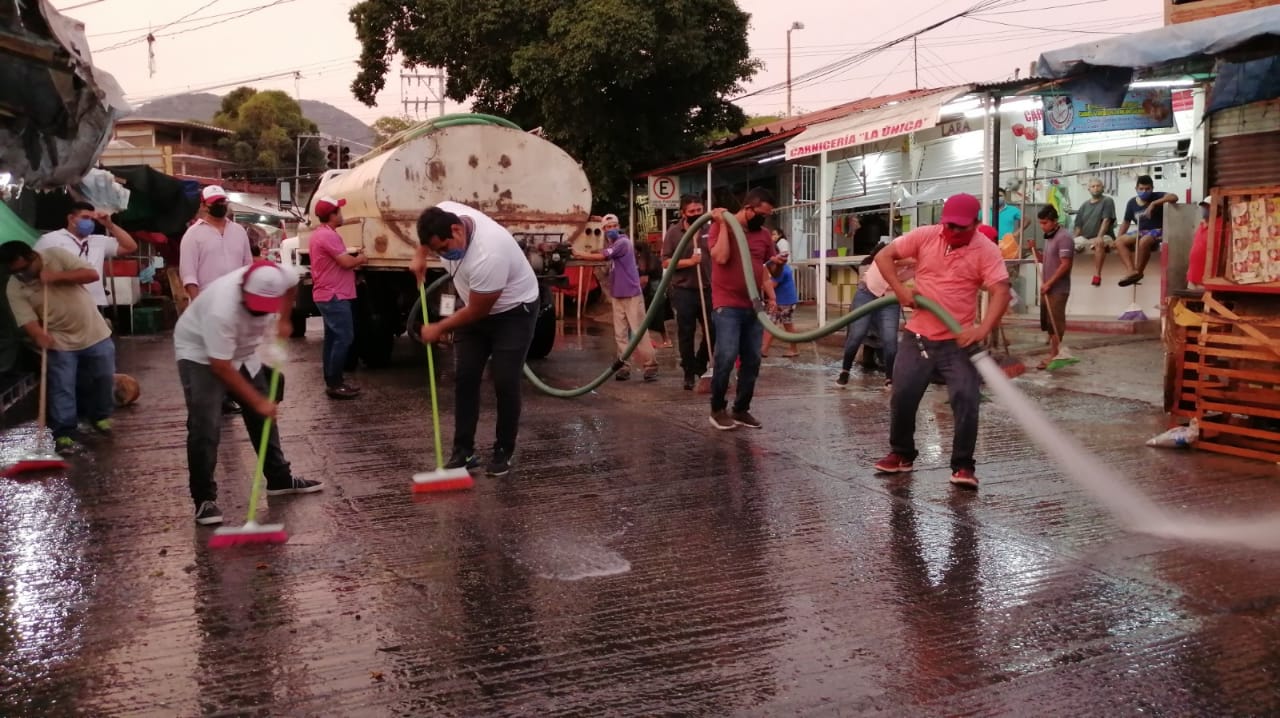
34, 229, 119, 306
435, 201, 539, 314
173, 265, 299, 376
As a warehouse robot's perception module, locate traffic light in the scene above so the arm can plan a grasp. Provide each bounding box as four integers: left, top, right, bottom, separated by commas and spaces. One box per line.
325, 144, 338, 169
339, 145, 351, 169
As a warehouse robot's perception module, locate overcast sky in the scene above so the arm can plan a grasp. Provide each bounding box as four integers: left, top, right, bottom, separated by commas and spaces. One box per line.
66, 0, 1164, 129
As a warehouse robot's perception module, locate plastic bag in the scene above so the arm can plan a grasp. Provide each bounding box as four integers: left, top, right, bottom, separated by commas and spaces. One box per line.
1146, 419, 1199, 448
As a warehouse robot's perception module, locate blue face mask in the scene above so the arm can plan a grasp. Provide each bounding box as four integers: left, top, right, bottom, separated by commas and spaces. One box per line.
441, 248, 466, 261
1137, 190, 1153, 202
75, 218, 96, 237
997, 198, 1006, 207
605, 229, 620, 241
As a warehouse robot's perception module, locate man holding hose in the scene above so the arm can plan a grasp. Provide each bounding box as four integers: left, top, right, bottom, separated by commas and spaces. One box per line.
871, 193, 1011, 490
411, 202, 540, 478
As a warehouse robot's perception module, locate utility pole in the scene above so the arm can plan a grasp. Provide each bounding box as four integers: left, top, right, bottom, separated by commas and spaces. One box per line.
400, 68, 447, 119
913, 36, 919, 89
786, 21, 805, 117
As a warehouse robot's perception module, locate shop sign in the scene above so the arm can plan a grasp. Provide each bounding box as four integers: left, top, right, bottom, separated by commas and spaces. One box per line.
1040, 89, 1175, 135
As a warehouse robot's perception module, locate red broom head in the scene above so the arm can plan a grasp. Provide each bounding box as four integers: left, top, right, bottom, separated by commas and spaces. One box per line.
2, 458, 70, 477
208, 529, 289, 548
411, 476, 474, 494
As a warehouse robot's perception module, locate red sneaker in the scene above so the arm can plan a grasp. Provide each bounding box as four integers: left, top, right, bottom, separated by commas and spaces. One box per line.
1091, 275, 1101, 286
874, 452, 914, 473
950, 468, 979, 490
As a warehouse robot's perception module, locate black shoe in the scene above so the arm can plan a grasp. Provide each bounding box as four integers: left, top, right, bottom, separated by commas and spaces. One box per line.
326, 383, 360, 399
445, 448, 479, 470
1118, 272, 1144, 287
837, 370, 850, 386
222, 399, 242, 415
266, 477, 325, 495
487, 449, 512, 477
643, 371, 658, 383
683, 374, 695, 391
709, 409, 736, 431
194, 501, 223, 526
615, 370, 631, 381
732, 410, 763, 429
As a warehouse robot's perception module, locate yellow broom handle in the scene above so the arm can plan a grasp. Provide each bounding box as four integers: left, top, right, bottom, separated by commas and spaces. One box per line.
38, 283, 48, 430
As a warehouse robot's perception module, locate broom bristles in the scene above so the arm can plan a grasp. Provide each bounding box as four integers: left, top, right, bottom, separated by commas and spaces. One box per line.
208, 523, 289, 548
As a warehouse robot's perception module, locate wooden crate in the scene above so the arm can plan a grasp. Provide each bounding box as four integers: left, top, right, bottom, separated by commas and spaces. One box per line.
1180, 292, 1280, 463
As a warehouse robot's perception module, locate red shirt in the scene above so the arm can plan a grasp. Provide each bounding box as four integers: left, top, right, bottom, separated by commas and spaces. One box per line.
708, 221, 773, 309
893, 225, 1009, 340
310, 224, 357, 302
1187, 222, 1208, 286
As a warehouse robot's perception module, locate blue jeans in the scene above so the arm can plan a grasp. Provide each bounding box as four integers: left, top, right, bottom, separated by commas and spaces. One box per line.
840, 284, 902, 378
888, 334, 981, 473
317, 298, 355, 388
47, 337, 115, 439
710, 307, 763, 413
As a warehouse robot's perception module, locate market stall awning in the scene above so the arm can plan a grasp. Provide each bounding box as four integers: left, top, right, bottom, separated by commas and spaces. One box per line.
784, 87, 969, 161
1035, 5, 1280, 112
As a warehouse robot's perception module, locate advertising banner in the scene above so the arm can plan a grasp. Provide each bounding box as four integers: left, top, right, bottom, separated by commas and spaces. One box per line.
1040, 89, 1175, 135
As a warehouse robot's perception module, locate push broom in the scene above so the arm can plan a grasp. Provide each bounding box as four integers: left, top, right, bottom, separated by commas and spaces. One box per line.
694, 261, 715, 395
412, 283, 475, 494
209, 359, 288, 547
3, 285, 70, 477
1043, 300, 1080, 372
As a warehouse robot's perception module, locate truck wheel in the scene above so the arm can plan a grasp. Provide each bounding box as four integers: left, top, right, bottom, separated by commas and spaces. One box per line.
527, 286, 556, 360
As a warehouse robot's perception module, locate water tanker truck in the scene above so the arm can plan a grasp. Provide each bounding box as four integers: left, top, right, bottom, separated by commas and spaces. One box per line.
281, 115, 594, 367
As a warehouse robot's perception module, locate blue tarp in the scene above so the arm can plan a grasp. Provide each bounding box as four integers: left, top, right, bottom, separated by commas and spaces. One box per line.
1035, 6, 1280, 111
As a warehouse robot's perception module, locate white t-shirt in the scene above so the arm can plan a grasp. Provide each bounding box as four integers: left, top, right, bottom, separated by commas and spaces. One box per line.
173, 265, 299, 376
35, 229, 119, 306
435, 201, 539, 314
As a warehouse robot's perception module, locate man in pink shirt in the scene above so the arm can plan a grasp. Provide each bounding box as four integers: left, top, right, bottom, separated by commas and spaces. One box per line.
871, 193, 1011, 490
179, 185, 253, 301
309, 195, 367, 399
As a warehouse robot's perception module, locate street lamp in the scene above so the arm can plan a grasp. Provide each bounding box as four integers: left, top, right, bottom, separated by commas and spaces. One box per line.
787, 21, 805, 117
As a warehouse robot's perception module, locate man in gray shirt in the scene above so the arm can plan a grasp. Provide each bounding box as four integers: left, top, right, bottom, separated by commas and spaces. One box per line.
661, 194, 714, 390
1076, 178, 1117, 287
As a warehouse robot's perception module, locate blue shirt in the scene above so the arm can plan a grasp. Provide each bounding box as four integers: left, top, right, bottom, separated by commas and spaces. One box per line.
990, 204, 1022, 239
772, 263, 798, 306
601, 234, 642, 298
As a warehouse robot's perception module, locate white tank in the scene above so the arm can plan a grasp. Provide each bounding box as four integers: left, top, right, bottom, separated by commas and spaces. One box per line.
298, 123, 592, 267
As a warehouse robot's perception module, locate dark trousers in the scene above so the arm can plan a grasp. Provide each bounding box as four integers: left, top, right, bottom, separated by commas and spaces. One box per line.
453, 301, 538, 455
317, 298, 355, 387
670, 286, 714, 377
48, 338, 116, 439
178, 360, 293, 507
710, 306, 763, 413
840, 284, 902, 377
888, 334, 981, 473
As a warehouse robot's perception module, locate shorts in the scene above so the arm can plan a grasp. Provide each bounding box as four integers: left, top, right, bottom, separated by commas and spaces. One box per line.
770, 304, 796, 325
1040, 293, 1068, 337
1123, 229, 1163, 248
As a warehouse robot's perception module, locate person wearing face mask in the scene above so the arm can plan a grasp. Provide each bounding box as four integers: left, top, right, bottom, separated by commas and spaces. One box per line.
661, 194, 715, 390
573, 213, 658, 382
35, 201, 139, 312
1074, 178, 1117, 286
1, 242, 117, 455
179, 185, 253, 303
1114, 175, 1178, 287
410, 202, 541, 478
173, 259, 321, 526
706, 187, 778, 431
990, 188, 1031, 250
870, 193, 1011, 490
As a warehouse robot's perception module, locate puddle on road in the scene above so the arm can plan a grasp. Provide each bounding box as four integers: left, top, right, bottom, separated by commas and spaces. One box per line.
505, 533, 631, 581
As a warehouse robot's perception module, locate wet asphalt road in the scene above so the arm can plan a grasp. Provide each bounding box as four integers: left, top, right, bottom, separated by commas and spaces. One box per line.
2, 321, 1279, 717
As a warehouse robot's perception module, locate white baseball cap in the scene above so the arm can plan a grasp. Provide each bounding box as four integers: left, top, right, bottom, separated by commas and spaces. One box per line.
241, 260, 293, 314
315, 195, 347, 217
201, 185, 228, 204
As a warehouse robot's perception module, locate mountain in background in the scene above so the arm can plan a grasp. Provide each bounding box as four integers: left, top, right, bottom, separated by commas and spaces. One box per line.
130, 92, 376, 148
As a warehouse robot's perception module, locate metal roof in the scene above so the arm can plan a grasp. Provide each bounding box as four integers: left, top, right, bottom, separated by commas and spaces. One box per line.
115, 117, 233, 135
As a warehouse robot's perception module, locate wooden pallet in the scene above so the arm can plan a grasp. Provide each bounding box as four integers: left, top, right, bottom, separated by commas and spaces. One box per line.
1179, 292, 1280, 463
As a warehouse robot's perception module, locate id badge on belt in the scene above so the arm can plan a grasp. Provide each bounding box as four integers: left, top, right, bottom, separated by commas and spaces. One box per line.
439, 293, 457, 317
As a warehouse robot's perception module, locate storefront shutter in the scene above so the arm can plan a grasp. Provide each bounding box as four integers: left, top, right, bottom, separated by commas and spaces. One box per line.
830, 149, 906, 210
914, 131, 1017, 202
1208, 100, 1280, 188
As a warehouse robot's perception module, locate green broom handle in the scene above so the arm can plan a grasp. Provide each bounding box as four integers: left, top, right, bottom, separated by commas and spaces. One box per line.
419, 282, 445, 468
245, 358, 282, 522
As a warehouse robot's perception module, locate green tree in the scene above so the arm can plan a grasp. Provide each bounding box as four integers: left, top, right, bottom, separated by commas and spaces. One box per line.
213, 87, 326, 183
348, 0, 758, 210
371, 115, 414, 145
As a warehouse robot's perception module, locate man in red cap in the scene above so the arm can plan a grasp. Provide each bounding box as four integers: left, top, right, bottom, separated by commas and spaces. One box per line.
870, 193, 1011, 490
309, 195, 367, 398
174, 259, 322, 526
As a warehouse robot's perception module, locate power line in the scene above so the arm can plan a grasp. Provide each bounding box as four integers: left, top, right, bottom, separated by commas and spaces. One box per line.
89, 4, 287, 38
125, 56, 357, 103
98, 0, 222, 52
967, 13, 1161, 35
96, 0, 299, 53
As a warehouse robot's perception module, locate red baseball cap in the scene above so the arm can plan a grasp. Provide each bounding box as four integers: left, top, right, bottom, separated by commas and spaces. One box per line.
940, 193, 981, 226
315, 195, 347, 217
241, 260, 292, 314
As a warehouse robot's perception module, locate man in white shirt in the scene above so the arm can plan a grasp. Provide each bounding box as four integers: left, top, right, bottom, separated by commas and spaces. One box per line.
35, 200, 139, 309
174, 259, 323, 526
179, 185, 253, 301
410, 202, 540, 478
